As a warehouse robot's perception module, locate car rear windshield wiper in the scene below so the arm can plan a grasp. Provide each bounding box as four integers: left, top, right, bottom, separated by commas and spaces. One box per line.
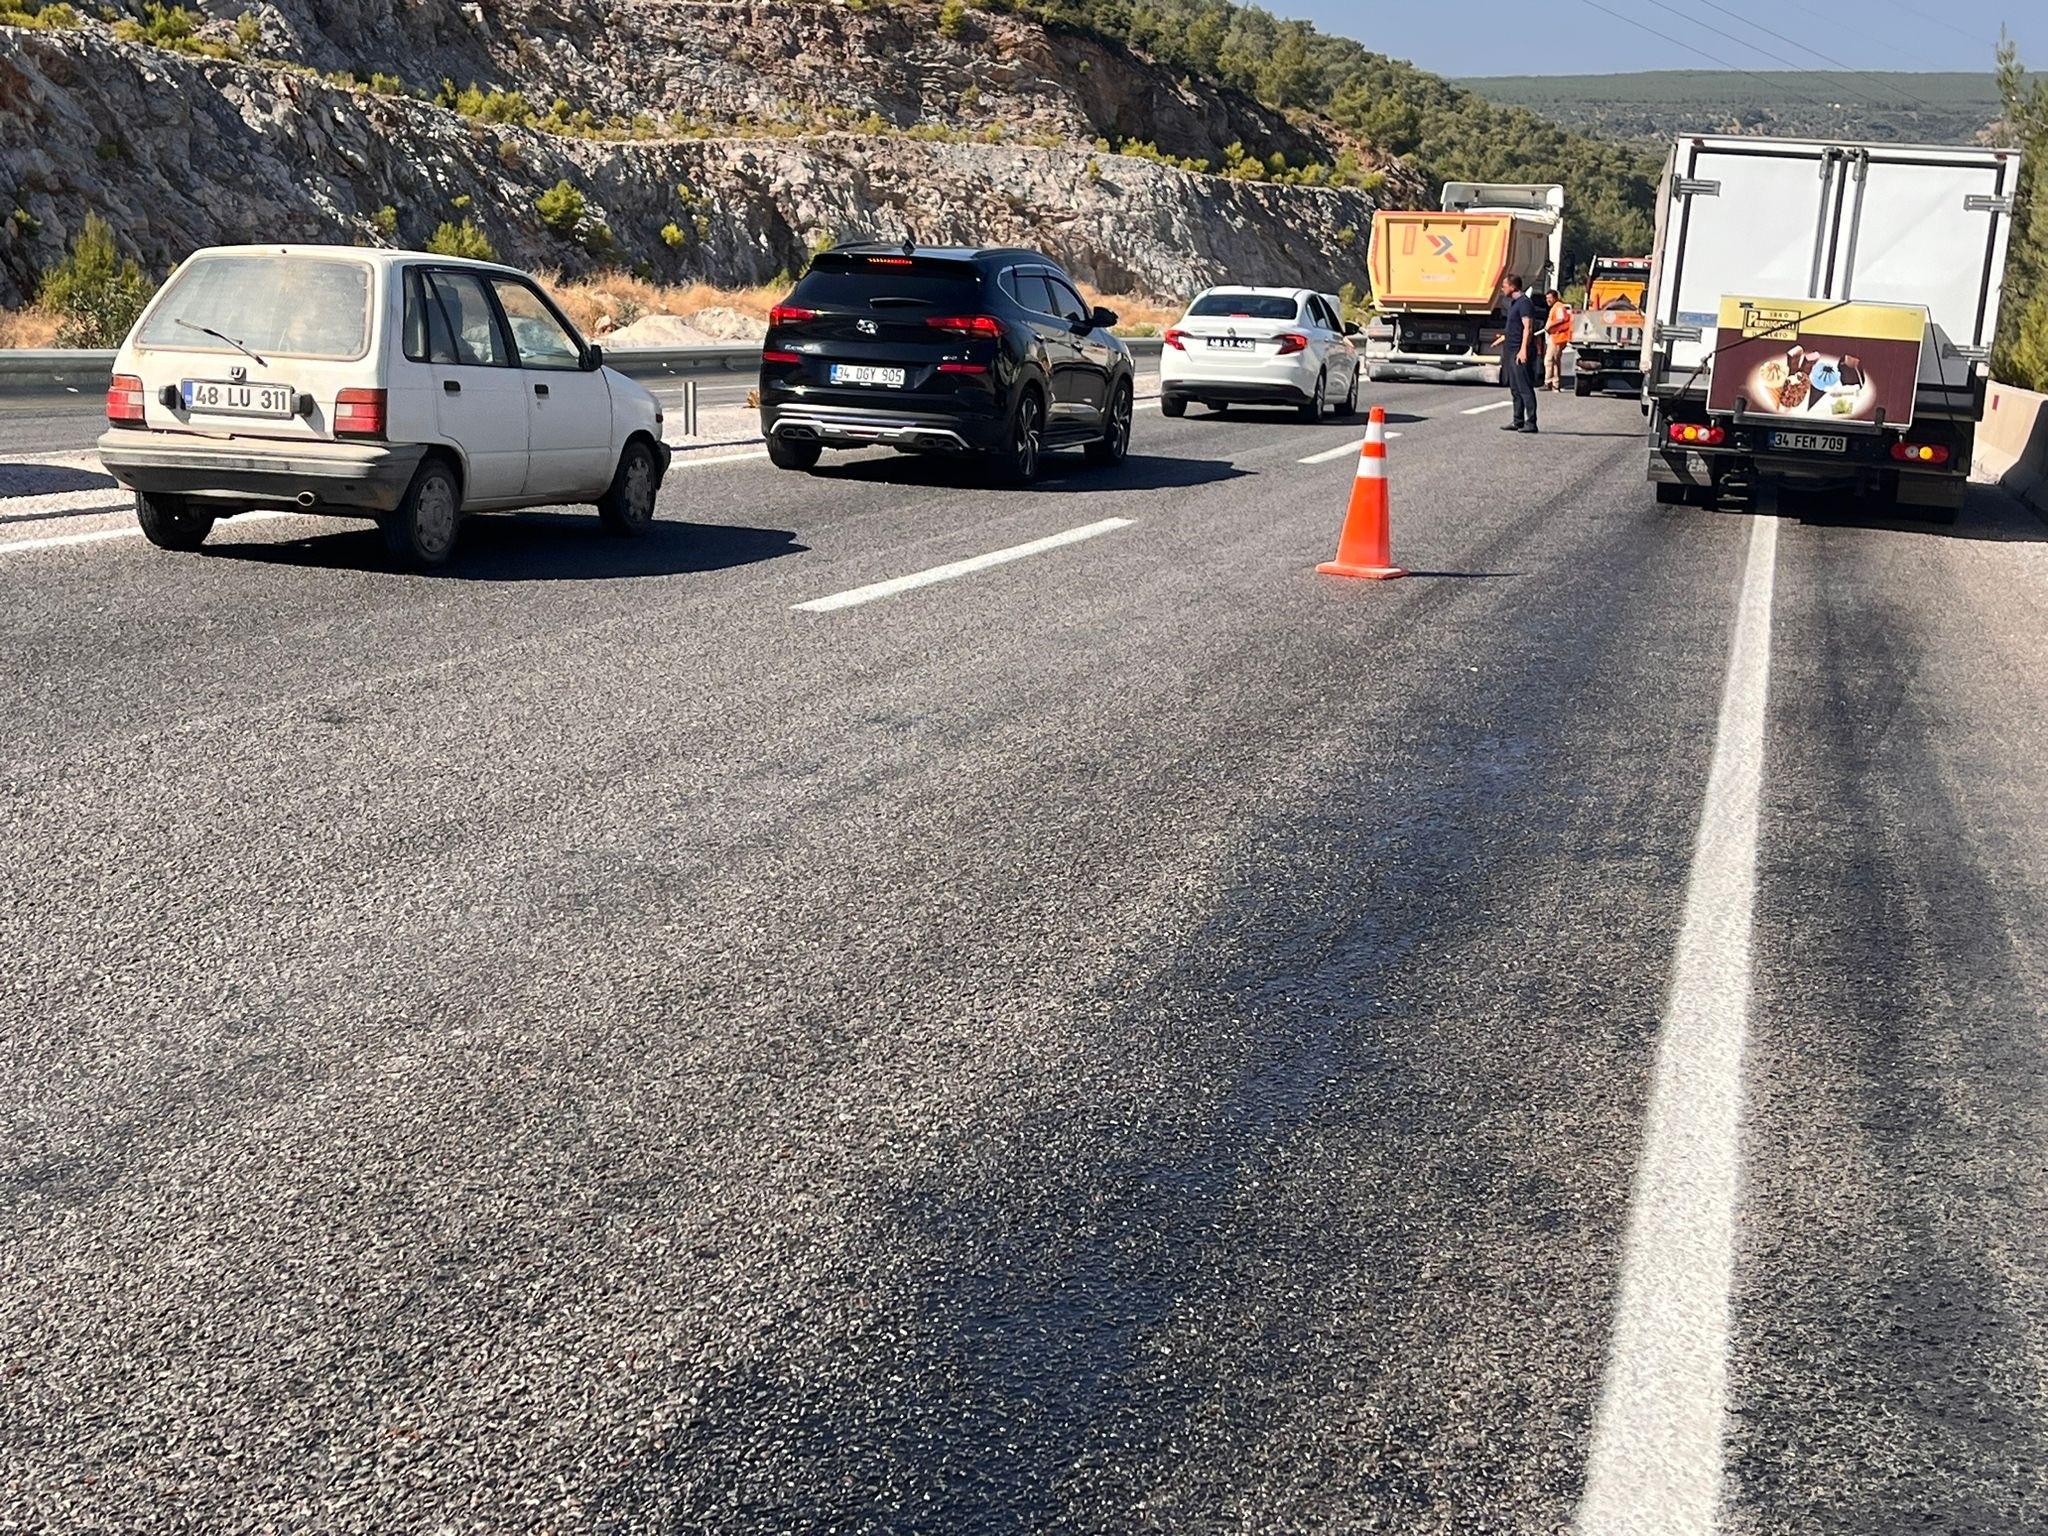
175, 318, 267, 366
867, 296, 937, 308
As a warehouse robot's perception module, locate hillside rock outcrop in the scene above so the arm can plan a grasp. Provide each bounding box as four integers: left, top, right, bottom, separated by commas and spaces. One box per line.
1, 9, 1393, 308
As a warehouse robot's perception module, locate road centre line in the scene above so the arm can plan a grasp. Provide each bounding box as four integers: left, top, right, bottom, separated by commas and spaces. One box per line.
792, 517, 1134, 613
1462, 399, 1514, 415
1578, 514, 1780, 1536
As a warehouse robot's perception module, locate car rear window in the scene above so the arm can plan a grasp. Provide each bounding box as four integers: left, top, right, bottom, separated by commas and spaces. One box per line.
1189, 292, 1300, 320
790, 260, 983, 310
138, 254, 373, 360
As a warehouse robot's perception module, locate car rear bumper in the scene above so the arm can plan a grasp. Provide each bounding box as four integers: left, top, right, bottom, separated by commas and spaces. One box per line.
760, 400, 1006, 454
97, 432, 427, 514
1160, 379, 1316, 407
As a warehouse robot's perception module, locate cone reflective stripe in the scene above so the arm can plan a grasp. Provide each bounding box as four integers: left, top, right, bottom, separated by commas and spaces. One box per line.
1316, 405, 1406, 580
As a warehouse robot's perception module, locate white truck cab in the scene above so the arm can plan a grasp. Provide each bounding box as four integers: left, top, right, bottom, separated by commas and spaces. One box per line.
98, 246, 670, 565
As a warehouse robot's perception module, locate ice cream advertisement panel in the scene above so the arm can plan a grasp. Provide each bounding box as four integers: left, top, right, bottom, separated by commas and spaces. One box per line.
1706, 296, 1928, 429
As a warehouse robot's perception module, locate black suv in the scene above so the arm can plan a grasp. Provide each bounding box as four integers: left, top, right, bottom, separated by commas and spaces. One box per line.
759, 244, 1137, 483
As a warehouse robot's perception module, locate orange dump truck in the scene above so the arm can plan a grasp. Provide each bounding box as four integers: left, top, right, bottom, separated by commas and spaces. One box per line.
1363, 182, 1565, 384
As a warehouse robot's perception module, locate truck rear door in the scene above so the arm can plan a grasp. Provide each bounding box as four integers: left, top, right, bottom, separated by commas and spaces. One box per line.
1656, 140, 1834, 377
1835, 148, 2017, 366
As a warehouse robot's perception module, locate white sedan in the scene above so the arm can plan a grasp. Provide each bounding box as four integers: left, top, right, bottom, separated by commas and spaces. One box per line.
1159, 287, 1362, 422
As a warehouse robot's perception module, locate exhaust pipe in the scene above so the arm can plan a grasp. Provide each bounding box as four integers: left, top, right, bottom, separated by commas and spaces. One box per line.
295, 491, 317, 508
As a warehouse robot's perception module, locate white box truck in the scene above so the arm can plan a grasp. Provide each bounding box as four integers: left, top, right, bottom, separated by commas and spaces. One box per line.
1364, 183, 1565, 384
1643, 134, 2020, 517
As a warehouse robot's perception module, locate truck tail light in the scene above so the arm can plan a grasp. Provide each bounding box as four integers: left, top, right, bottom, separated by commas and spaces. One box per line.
334, 388, 387, 440
1890, 441, 1950, 465
925, 315, 1002, 337
1164, 328, 1187, 350
106, 373, 146, 426
1668, 421, 1725, 447
1276, 332, 1309, 356
768, 305, 817, 327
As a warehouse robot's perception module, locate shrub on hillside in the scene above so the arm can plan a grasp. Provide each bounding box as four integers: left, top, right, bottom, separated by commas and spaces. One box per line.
426, 219, 496, 261
536, 178, 586, 237
37, 214, 154, 348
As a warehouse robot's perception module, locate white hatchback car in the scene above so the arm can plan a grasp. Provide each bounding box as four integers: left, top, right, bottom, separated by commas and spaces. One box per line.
1160, 287, 1362, 422
98, 246, 670, 566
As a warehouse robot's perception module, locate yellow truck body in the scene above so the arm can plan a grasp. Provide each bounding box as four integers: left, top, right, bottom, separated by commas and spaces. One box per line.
1368, 212, 1517, 314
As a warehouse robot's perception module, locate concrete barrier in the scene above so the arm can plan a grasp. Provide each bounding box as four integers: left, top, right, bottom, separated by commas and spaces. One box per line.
1973, 380, 2048, 518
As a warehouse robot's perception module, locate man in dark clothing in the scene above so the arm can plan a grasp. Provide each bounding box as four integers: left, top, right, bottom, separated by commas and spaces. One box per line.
1499, 274, 1539, 433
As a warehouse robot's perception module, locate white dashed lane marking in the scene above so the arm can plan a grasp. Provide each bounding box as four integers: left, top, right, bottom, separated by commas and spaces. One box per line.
793, 517, 1134, 613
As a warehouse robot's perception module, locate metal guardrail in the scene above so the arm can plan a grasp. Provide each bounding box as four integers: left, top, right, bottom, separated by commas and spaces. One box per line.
0, 338, 1165, 402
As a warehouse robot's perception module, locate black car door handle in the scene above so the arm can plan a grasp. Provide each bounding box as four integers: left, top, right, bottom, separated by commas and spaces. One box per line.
443, 380, 461, 394
534, 383, 550, 398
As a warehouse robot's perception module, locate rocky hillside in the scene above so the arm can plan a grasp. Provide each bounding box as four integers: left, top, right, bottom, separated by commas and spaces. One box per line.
0, 1, 1420, 310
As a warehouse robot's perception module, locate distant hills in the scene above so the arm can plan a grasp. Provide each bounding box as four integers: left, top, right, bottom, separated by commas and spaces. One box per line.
1455, 70, 2002, 148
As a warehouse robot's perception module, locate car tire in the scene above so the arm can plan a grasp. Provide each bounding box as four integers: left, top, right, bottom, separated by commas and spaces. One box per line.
990, 387, 1045, 486
1574, 372, 1595, 397
1299, 370, 1327, 424
1160, 395, 1187, 419
381, 458, 462, 568
1341, 365, 1360, 416
1208, 401, 1229, 416
767, 435, 822, 471
598, 438, 659, 536
135, 491, 214, 553
1085, 380, 1134, 467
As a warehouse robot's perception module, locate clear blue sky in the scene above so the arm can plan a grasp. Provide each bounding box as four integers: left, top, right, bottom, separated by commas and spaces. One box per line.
1277, 1, 2044, 77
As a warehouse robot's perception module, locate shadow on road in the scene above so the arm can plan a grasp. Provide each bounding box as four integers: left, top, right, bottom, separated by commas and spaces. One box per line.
1769, 481, 2047, 544
806, 452, 1249, 494
0, 463, 117, 496
204, 513, 807, 580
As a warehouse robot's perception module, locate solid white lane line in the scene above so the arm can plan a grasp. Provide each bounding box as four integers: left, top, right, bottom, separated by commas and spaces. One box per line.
1578, 513, 1780, 1536
792, 517, 1134, 613
1462, 399, 1514, 415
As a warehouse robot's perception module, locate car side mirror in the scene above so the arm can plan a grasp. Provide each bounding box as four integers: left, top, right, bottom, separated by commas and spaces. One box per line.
1089, 306, 1118, 331
1343, 321, 1361, 337
583, 343, 604, 371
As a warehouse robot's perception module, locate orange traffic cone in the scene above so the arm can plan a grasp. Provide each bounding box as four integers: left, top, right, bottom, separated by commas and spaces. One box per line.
1317, 406, 1406, 581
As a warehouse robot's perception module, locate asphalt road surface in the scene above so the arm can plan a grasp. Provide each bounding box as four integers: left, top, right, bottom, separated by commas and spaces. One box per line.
3, 386, 2045, 1533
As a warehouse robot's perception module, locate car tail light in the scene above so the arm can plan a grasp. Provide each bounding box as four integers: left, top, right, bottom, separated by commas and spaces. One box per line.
866, 256, 914, 266
937, 362, 988, 375
334, 388, 387, 440
762, 349, 802, 366
1276, 332, 1309, 356
1890, 440, 1951, 465
768, 305, 817, 327
1164, 328, 1188, 351
106, 373, 146, 426
1668, 421, 1726, 447
926, 315, 1002, 337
